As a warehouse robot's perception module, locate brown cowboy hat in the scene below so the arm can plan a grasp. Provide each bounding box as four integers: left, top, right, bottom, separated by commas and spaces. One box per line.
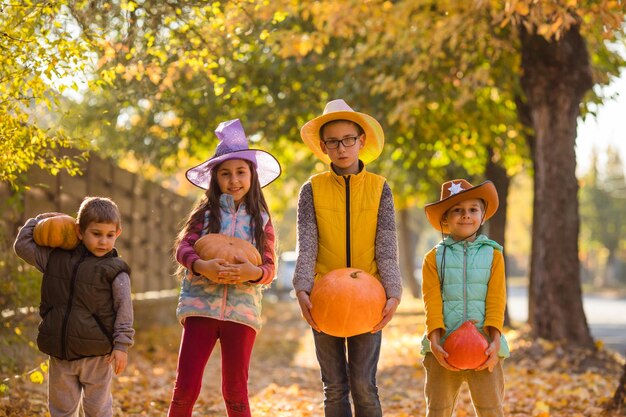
300, 99, 384, 164
425, 179, 499, 233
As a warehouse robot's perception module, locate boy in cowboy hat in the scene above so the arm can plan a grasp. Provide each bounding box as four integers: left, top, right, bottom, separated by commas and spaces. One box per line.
421, 179, 510, 417
293, 99, 403, 417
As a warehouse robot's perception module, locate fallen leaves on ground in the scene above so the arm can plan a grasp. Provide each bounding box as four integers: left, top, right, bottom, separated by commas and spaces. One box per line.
1, 297, 624, 416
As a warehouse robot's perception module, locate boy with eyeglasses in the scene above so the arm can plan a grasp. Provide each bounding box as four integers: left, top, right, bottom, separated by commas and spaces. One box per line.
293, 99, 403, 417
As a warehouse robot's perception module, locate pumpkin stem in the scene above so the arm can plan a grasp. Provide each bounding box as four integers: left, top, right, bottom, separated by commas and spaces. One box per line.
350, 271, 361, 279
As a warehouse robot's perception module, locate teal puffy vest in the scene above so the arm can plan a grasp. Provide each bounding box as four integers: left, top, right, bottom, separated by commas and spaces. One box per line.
421, 235, 510, 358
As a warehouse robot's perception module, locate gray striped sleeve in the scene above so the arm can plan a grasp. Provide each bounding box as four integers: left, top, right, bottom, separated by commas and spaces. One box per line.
292, 182, 318, 294
376, 183, 403, 300
112, 272, 134, 352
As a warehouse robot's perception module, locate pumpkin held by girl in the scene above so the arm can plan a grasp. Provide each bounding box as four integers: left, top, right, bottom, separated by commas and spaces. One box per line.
310, 268, 386, 337
193, 233, 262, 265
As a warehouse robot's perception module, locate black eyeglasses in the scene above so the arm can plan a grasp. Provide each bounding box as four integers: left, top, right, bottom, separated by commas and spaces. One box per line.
322, 135, 360, 149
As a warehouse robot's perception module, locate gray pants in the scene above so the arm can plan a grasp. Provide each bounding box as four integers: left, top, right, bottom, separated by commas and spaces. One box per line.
48, 355, 113, 417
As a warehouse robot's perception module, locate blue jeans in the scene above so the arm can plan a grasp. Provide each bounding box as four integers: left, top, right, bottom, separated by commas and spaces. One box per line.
312, 330, 382, 417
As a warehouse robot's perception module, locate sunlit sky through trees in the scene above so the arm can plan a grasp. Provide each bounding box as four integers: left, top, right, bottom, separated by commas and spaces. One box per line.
576, 63, 626, 177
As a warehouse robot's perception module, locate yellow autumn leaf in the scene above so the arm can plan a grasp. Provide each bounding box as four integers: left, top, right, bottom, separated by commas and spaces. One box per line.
272, 11, 288, 23
121, 0, 137, 12
537, 24, 552, 37
40, 361, 49, 373
514, 1, 530, 16
550, 16, 564, 34
298, 36, 314, 56
30, 371, 44, 384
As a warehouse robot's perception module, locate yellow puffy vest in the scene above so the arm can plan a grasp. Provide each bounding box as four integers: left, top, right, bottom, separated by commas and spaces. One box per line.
310, 168, 386, 280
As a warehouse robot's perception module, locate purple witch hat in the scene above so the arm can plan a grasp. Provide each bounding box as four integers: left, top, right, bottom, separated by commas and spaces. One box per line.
185, 119, 282, 189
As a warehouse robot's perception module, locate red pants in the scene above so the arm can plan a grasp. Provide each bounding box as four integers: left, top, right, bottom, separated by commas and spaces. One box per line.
167, 317, 257, 417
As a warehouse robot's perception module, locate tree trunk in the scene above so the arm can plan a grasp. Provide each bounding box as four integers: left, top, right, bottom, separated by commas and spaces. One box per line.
605, 248, 617, 286
516, 95, 538, 325
519, 24, 594, 346
397, 208, 421, 298
484, 148, 512, 327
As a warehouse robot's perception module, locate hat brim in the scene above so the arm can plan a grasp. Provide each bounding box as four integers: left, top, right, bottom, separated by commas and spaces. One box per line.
300, 111, 384, 164
186, 149, 282, 189
424, 181, 499, 233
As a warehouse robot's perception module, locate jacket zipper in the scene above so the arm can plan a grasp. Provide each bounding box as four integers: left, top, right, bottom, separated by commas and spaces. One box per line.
61, 250, 88, 359
220, 207, 239, 319
463, 242, 468, 322
344, 176, 351, 267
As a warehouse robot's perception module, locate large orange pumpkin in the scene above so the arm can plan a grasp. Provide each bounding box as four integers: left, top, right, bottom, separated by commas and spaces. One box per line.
33, 214, 80, 250
193, 233, 262, 265
443, 320, 489, 370
310, 268, 386, 337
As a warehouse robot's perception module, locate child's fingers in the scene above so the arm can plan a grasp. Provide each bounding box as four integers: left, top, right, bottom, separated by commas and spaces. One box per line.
477, 359, 495, 373
306, 315, 320, 332
372, 312, 391, 332
297, 292, 313, 309
433, 352, 457, 371
433, 344, 448, 358
117, 359, 127, 375
298, 298, 320, 331
232, 255, 250, 265
211, 258, 227, 265
111, 353, 128, 375
484, 341, 498, 356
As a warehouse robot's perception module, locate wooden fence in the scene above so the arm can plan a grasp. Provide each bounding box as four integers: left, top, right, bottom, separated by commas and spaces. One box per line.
1, 152, 194, 295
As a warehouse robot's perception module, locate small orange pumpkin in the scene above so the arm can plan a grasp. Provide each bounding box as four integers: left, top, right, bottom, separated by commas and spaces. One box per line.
193, 233, 262, 265
443, 320, 489, 370
33, 214, 80, 250
310, 268, 386, 337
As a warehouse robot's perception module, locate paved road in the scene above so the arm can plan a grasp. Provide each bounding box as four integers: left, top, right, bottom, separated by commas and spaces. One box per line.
507, 285, 626, 355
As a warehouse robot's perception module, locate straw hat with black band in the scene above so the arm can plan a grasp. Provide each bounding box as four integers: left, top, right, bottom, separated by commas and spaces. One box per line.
300, 99, 385, 165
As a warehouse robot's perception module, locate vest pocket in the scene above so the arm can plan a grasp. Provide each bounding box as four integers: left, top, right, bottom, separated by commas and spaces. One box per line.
40, 305, 53, 318
92, 314, 114, 344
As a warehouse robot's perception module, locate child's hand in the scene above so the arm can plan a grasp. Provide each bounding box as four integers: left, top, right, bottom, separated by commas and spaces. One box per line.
296, 291, 320, 332
475, 340, 500, 372
225, 255, 263, 283
108, 350, 128, 375
371, 297, 400, 332
194, 259, 239, 284
476, 327, 501, 372
429, 330, 459, 371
